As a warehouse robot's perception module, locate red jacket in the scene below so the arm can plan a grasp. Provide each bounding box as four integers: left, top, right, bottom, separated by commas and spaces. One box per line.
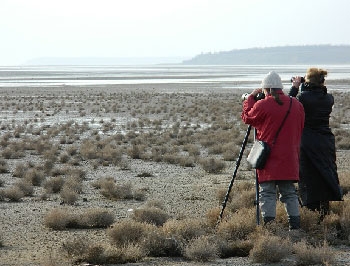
241, 92, 305, 183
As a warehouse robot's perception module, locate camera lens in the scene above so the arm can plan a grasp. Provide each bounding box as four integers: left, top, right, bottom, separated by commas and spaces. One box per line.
254, 92, 265, 101
290, 77, 305, 83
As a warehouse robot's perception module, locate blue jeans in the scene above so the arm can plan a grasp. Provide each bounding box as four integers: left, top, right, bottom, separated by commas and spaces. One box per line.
259, 180, 300, 219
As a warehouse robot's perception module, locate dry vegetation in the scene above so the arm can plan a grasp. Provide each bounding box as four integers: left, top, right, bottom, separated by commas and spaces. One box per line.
0, 84, 350, 265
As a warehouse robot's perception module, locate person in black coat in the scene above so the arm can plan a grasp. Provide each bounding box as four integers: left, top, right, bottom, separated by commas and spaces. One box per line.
289, 67, 342, 219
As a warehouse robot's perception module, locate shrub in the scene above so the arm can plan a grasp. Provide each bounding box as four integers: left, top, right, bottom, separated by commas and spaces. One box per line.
340, 201, 350, 240
127, 144, 145, 159
217, 207, 256, 241
60, 187, 78, 205
162, 218, 209, 242
300, 207, 322, 233
24, 168, 45, 186
339, 171, 350, 195
2, 186, 25, 202
227, 188, 255, 212
14, 180, 34, 196
322, 213, 342, 244
80, 209, 115, 228
144, 199, 166, 210
62, 176, 83, 194
44, 176, 65, 193
199, 157, 226, 173
13, 162, 30, 178
217, 239, 253, 258
100, 144, 122, 165
44, 208, 73, 230
44, 208, 115, 230
59, 152, 70, 163
118, 243, 147, 263
99, 179, 133, 200
178, 155, 195, 167
249, 231, 292, 263
293, 240, 335, 266
0, 159, 9, 173
132, 207, 170, 226
206, 207, 222, 227
80, 140, 98, 159
107, 220, 153, 246
62, 237, 106, 264
184, 235, 219, 262
142, 227, 182, 257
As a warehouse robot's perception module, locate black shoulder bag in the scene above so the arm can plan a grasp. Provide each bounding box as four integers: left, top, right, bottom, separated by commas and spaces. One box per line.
247, 97, 292, 169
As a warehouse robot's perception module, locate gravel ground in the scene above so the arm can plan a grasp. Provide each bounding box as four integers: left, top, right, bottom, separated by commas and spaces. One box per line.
0, 84, 349, 266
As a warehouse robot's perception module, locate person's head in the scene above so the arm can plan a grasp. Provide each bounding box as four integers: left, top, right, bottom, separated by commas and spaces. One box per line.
261, 71, 284, 105
305, 68, 327, 85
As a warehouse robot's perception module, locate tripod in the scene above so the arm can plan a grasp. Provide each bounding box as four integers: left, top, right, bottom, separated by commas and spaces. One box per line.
216, 125, 260, 226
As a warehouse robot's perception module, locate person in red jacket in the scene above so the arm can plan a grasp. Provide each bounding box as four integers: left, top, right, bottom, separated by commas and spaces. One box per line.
242, 71, 305, 230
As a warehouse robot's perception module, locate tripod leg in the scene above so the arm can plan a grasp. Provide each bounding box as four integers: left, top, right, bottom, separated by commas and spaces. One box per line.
216, 125, 252, 226
255, 170, 260, 225
253, 128, 260, 225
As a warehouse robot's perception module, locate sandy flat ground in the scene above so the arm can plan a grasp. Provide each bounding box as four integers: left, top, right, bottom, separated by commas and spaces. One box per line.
0, 84, 349, 266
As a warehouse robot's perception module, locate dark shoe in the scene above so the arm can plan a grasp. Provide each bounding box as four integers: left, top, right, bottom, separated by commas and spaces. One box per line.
263, 216, 275, 226
288, 215, 300, 230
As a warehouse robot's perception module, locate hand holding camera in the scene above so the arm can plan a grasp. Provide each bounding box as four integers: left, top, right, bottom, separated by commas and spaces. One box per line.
290, 76, 305, 88
241, 89, 265, 101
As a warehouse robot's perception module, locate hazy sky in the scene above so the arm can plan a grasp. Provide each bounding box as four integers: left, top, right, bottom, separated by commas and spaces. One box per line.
1, 0, 349, 65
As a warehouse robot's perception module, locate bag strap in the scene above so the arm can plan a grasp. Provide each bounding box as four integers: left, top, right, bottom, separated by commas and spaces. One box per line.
272, 97, 292, 146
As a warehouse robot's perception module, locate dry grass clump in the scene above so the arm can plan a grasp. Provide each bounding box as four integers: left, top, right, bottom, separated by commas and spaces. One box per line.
184, 235, 219, 262
60, 186, 79, 205
44, 176, 65, 193
293, 240, 335, 266
13, 162, 30, 178
2, 186, 25, 202
44, 208, 115, 230
24, 168, 46, 186
334, 128, 350, 149
0, 159, 9, 173
226, 187, 255, 212
79, 208, 115, 228
162, 218, 210, 242
249, 230, 293, 263
62, 237, 108, 264
131, 206, 170, 226
299, 207, 322, 233
44, 208, 73, 230
107, 220, 153, 246
199, 157, 226, 173
339, 200, 350, 241
95, 177, 145, 201
338, 170, 350, 195
14, 180, 34, 196
216, 207, 256, 241
142, 227, 183, 257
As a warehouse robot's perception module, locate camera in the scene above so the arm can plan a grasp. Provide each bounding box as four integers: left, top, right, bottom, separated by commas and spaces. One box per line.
290, 77, 305, 83
241, 92, 265, 101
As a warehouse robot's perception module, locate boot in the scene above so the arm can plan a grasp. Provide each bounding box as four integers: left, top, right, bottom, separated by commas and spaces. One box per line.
288, 216, 300, 230
263, 216, 275, 226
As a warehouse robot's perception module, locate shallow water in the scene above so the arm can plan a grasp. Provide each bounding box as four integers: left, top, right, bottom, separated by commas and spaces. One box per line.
0, 64, 349, 90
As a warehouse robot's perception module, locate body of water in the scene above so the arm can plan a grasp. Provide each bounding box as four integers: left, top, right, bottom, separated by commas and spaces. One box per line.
0, 65, 349, 90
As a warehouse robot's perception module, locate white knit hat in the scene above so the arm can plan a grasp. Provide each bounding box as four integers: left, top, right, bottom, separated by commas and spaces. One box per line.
261, 71, 283, 89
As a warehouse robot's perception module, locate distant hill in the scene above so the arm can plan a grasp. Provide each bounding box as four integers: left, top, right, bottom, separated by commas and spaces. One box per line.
182, 45, 350, 65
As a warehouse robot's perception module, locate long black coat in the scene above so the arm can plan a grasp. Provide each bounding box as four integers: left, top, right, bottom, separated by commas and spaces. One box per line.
289, 84, 342, 205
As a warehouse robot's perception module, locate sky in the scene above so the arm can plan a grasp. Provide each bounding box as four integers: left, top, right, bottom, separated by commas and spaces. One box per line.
1, 0, 350, 65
